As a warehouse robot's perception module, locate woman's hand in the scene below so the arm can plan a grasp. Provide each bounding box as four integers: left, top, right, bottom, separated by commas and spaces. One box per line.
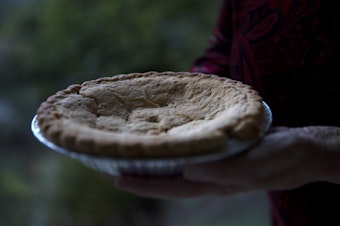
114, 126, 340, 199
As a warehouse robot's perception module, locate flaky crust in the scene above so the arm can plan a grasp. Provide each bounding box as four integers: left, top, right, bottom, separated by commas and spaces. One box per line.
36, 71, 264, 158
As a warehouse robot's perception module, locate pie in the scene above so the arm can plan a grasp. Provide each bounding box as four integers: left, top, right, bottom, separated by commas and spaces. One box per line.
36, 71, 264, 158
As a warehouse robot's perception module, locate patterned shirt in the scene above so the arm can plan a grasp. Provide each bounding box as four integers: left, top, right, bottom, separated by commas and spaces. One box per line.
190, 0, 340, 225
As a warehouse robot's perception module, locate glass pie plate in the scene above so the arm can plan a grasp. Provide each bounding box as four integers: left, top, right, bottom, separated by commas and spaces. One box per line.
31, 102, 272, 176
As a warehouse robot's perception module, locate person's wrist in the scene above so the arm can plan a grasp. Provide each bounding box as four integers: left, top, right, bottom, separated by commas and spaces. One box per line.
304, 126, 340, 184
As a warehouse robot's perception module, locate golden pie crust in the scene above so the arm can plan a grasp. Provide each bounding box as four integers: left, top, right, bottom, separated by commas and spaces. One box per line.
36, 71, 264, 158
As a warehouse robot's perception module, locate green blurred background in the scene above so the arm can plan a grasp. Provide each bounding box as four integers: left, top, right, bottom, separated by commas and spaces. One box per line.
0, 0, 270, 225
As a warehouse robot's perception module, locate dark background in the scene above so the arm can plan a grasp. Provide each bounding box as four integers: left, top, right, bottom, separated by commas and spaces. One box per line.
0, 0, 270, 225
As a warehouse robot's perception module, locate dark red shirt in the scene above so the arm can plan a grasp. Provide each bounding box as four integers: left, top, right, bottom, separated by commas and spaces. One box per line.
190, 0, 340, 225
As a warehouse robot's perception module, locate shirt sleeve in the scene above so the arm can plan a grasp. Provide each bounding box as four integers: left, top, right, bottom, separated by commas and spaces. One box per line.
190, 0, 233, 77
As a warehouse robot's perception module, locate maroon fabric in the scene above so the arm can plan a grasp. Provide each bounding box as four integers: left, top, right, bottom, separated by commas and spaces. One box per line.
190, 0, 340, 225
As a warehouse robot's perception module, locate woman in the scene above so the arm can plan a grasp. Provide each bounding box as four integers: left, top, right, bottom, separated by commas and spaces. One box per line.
115, 1, 340, 225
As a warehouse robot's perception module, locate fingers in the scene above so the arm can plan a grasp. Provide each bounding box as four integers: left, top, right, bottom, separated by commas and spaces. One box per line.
114, 175, 236, 199
182, 133, 276, 185
182, 127, 290, 185
183, 154, 257, 185
184, 161, 233, 183
113, 126, 310, 198
182, 143, 273, 187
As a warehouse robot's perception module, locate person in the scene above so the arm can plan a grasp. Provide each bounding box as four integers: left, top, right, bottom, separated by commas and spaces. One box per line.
114, 1, 340, 225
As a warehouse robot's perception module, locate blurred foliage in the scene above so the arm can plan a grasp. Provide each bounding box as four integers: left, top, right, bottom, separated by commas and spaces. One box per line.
1, 0, 219, 96
0, 0, 222, 225
31, 156, 161, 226
1, 0, 221, 133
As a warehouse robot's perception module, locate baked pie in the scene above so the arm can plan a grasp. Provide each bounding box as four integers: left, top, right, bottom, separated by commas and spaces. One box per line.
36, 71, 264, 158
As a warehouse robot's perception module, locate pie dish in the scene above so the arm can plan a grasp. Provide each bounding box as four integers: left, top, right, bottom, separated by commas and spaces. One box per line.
31, 102, 271, 176
35, 71, 266, 159
34, 71, 267, 160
